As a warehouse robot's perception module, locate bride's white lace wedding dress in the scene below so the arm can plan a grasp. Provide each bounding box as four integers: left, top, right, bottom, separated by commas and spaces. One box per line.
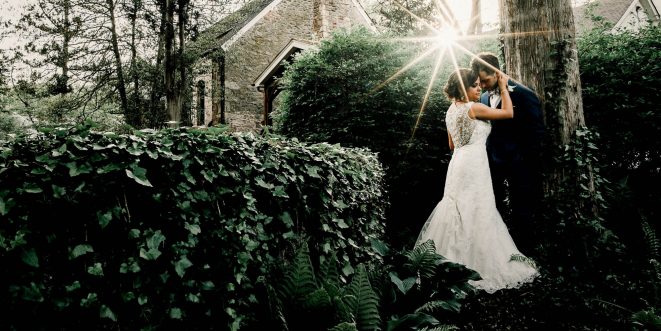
415, 102, 538, 293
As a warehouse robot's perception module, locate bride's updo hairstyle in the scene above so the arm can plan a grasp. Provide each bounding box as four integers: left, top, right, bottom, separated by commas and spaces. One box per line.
444, 68, 478, 101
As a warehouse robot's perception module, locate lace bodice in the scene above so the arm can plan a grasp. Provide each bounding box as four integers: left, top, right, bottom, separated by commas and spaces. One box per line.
445, 102, 491, 149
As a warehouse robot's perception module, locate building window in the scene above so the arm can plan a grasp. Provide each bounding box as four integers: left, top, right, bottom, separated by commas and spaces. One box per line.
197, 80, 205, 126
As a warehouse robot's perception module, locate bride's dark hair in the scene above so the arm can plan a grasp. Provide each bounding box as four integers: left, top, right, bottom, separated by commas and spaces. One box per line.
444, 68, 478, 101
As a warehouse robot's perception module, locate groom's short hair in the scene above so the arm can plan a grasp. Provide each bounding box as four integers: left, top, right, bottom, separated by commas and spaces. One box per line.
471, 52, 500, 75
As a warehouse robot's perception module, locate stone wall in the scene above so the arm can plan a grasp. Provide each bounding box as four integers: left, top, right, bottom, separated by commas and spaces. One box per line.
191, 59, 213, 127
196, 0, 374, 132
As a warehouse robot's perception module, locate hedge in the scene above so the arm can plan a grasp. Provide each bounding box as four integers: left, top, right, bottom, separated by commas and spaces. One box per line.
0, 125, 386, 330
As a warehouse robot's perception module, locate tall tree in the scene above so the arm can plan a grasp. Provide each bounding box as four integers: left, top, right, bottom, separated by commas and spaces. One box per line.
18, 0, 82, 95
377, 0, 437, 35
499, 0, 593, 205
466, 0, 482, 34
107, 0, 130, 122
125, 0, 144, 127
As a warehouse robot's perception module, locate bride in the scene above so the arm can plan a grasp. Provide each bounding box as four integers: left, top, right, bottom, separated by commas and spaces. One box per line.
415, 68, 538, 293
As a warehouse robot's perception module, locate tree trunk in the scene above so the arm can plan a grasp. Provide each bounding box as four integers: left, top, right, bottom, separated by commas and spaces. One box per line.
500, 0, 595, 208
107, 0, 130, 125
163, 0, 179, 127
176, 0, 189, 126
467, 0, 482, 34
128, 0, 142, 128
60, 0, 71, 95
149, 5, 167, 128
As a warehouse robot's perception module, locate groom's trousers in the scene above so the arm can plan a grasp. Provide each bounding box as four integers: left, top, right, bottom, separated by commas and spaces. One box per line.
490, 155, 543, 254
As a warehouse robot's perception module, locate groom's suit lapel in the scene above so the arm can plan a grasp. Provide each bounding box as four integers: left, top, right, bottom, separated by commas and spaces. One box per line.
480, 92, 490, 106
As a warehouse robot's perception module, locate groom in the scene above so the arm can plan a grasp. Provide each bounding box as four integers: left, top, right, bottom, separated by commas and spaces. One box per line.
470, 52, 545, 253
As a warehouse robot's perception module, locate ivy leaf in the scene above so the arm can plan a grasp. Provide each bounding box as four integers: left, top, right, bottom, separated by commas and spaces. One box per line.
87, 262, 104, 276
97, 163, 123, 174
146, 231, 166, 250
332, 200, 349, 209
65, 281, 81, 292
51, 143, 67, 157
51, 185, 66, 198
97, 211, 112, 229
71, 244, 94, 259
128, 229, 141, 239
126, 165, 153, 187
170, 307, 183, 319
255, 177, 274, 189
99, 305, 117, 321
23, 183, 43, 194
342, 262, 354, 276
21, 248, 39, 268
138, 296, 148, 305
279, 212, 294, 228
273, 186, 289, 198
0, 197, 15, 216
334, 218, 349, 229
174, 256, 193, 278
66, 161, 92, 177
306, 165, 321, 178
185, 223, 201, 235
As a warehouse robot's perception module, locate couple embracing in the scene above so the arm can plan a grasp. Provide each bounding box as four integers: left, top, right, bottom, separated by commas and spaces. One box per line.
415, 52, 545, 293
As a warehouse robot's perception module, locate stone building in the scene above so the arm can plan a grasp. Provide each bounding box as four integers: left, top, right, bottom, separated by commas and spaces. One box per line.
188, 0, 376, 131
573, 0, 660, 34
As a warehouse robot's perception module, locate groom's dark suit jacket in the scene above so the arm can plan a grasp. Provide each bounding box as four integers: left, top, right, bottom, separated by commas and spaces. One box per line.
480, 80, 544, 164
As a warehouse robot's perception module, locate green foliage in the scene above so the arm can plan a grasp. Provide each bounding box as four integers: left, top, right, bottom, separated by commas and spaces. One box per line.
274, 27, 451, 249
266, 240, 476, 330
0, 123, 386, 330
578, 24, 661, 242
374, 0, 437, 35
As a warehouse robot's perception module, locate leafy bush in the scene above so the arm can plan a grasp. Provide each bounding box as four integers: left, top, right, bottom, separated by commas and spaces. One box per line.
578, 24, 661, 243
264, 240, 478, 330
0, 124, 386, 330
274, 27, 452, 249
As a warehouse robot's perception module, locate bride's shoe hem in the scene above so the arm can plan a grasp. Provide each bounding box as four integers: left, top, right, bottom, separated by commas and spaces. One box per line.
470, 271, 539, 294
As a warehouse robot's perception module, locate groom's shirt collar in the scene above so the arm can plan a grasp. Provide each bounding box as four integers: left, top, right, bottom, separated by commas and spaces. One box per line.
489, 87, 501, 108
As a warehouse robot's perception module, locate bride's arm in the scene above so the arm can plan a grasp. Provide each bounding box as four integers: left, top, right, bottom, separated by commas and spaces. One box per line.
448, 132, 454, 150
469, 73, 514, 120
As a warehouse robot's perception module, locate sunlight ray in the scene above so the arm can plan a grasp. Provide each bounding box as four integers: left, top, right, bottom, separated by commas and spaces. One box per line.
393, 0, 440, 33
409, 47, 447, 143
451, 41, 533, 88
447, 45, 469, 103
370, 45, 441, 94
434, 0, 460, 31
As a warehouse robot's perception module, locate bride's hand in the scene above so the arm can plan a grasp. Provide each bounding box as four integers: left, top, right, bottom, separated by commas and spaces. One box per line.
497, 72, 510, 90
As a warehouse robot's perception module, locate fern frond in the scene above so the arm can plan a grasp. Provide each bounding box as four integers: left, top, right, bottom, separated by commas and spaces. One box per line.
265, 280, 290, 331
420, 325, 459, 331
320, 252, 341, 286
406, 240, 443, 279
370, 238, 390, 257
279, 243, 318, 303
510, 254, 538, 269
651, 259, 661, 283
416, 299, 461, 314
328, 322, 359, 331
344, 264, 380, 331
641, 216, 660, 259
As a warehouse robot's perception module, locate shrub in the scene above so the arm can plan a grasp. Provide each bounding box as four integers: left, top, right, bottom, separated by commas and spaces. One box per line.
0, 124, 386, 330
274, 27, 453, 249
578, 24, 661, 239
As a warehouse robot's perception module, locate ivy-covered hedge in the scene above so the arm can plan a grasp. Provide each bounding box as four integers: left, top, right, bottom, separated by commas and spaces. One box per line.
0, 125, 386, 330
274, 27, 452, 249
578, 24, 661, 251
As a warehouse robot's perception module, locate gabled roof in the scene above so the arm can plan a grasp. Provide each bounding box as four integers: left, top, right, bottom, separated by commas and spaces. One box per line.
573, 0, 633, 33
253, 39, 317, 87
188, 0, 275, 59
